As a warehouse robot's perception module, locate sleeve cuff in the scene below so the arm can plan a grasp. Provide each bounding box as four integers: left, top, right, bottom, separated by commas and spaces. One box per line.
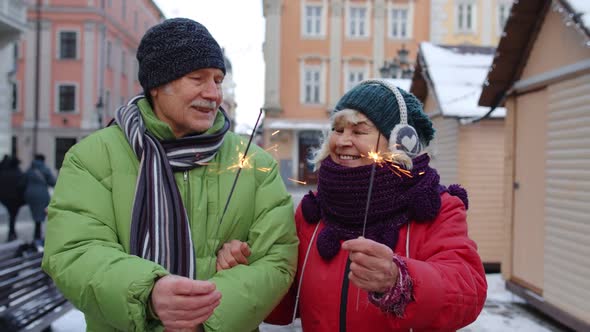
368, 255, 414, 317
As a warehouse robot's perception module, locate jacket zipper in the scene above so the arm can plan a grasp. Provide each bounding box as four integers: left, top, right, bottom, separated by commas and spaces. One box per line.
339, 258, 352, 332
183, 170, 191, 221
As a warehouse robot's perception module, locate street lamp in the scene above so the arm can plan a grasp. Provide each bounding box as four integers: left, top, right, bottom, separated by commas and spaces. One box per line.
379, 62, 391, 78
398, 45, 409, 65
378, 44, 414, 79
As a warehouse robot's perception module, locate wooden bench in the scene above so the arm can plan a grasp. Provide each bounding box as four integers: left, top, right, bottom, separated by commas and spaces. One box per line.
0, 240, 73, 332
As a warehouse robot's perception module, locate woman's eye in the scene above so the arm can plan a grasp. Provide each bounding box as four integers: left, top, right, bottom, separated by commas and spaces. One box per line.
332, 127, 344, 133
353, 130, 367, 135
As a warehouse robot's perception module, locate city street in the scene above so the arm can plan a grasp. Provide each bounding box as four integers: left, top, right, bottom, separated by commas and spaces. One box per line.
0, 186, 572, 331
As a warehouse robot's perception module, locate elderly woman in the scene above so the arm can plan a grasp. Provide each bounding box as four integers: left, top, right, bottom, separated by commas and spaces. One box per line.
217, 79, 487, 331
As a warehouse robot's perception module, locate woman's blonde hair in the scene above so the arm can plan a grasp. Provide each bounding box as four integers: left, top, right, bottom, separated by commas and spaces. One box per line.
309, 109, 414, 171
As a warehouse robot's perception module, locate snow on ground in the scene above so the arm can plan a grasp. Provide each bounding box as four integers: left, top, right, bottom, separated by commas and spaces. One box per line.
51, 274, 570, 332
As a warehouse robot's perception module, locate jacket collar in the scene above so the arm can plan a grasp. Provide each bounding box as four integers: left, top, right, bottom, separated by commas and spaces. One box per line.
137, 98, 227, 140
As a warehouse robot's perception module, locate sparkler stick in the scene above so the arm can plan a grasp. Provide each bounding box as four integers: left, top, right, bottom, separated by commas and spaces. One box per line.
218, 108, 263, 226
356, 134, 381, 311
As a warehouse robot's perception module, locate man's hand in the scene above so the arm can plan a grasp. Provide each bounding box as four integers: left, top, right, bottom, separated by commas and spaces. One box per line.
216, 240, 251, 271
151, 275, 221, 330
341, 237, 399, 293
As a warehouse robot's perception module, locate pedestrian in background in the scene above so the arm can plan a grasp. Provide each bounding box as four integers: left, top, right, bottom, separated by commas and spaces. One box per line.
0, 155, 26, 241
22, 154, 56, 240
42, 17, 297, 332
217, 79, 487, 331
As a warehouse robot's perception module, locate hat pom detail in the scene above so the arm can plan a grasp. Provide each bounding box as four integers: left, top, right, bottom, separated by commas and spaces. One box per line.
448, 184, 469, 210
301, 191, 321, 224
317, 227, 341, 260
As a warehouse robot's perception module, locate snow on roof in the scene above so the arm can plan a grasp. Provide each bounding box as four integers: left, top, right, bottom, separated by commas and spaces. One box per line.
383, 78, 412, 92
420, 42, 506, 118
567, 0, 590, 31
266, 119, 330, 131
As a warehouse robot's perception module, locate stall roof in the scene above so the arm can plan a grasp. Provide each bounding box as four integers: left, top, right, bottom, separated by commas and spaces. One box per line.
411, 42, 505, 118
479, 0, 589, 107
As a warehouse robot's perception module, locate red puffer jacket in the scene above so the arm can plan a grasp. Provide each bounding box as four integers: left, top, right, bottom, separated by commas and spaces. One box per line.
266, 193, 487, 332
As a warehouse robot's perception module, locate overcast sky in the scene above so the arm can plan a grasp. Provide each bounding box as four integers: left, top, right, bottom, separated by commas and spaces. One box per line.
153, 0, 265, 133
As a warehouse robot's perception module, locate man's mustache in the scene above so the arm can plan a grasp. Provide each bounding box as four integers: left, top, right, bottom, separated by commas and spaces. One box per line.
190, 100, 217, 110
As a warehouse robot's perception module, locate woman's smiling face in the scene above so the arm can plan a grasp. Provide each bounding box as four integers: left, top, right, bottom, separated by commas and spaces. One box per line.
328, 110, 389, 168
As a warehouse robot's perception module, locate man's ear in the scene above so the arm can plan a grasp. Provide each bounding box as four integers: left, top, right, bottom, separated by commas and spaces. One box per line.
150, 88, 158, 98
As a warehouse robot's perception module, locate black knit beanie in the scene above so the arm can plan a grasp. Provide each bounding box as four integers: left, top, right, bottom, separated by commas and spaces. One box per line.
137, 18, 226, 91
334, 83, 435, 146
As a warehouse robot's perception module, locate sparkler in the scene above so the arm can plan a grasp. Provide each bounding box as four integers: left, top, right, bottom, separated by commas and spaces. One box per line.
288, 178, 307, 185
356, 134, 382, 311
218, 108, 263, 226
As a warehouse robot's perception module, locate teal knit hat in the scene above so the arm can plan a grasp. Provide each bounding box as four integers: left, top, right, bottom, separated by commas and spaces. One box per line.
334, 82, 435, 146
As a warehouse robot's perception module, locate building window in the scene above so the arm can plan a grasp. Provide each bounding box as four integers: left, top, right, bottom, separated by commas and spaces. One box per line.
11, 82, 17, 111
303, 5, 323, 37
348, 6, 368, 38
390, 7, 411, 39
456, 1, 476, 33
302, 66, 321, 104
11, 136, 17, 158
59, 31, 77, 59
55, 137, 77, 169
57, 84, 76, 113
497, 2, 511, 33
13, 42, 19, 61
346, 68, 365, 92
106, 41, 112, 68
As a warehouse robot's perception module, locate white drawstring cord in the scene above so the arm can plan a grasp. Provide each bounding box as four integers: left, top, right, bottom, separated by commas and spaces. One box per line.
292, 222, 321, 324
406, 222, 413, 332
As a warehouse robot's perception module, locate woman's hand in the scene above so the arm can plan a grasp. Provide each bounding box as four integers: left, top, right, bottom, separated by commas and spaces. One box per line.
341, 237, 399, 293
216, 240, 251, 271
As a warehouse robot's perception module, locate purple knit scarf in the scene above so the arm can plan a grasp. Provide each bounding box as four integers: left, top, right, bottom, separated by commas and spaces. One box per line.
301, 154, 467, 260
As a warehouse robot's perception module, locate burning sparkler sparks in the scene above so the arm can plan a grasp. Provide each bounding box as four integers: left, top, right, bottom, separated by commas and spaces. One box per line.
288, 178, 307, 185
218, 108, 263, 227
271, 130, 280, 136
227, 152, 252, 171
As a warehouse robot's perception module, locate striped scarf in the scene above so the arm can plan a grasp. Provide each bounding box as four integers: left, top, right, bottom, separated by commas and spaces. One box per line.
115, 95, 230, 278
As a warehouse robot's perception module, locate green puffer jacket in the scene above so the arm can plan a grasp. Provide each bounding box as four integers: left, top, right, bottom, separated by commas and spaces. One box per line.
42, 99, 298, 332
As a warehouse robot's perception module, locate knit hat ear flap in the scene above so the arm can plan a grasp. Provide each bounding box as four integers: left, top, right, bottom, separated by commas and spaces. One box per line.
359, 80, 423, 158
387, 84, 422, 157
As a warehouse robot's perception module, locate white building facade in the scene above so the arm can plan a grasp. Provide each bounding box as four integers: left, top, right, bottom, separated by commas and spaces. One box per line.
0, 0, 27, 157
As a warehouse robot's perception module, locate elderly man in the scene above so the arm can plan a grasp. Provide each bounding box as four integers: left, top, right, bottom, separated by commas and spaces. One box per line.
42, 18, 297, 332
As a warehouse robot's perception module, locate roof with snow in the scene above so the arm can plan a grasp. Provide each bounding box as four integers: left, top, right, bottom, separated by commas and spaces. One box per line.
479, 0, 590, 107
568, 0, 590, 32
410, 42, 505, 119
383, 78, 412, 92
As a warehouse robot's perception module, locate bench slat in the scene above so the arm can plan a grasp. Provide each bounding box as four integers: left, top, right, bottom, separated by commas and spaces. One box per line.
0, 243, 72, 332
